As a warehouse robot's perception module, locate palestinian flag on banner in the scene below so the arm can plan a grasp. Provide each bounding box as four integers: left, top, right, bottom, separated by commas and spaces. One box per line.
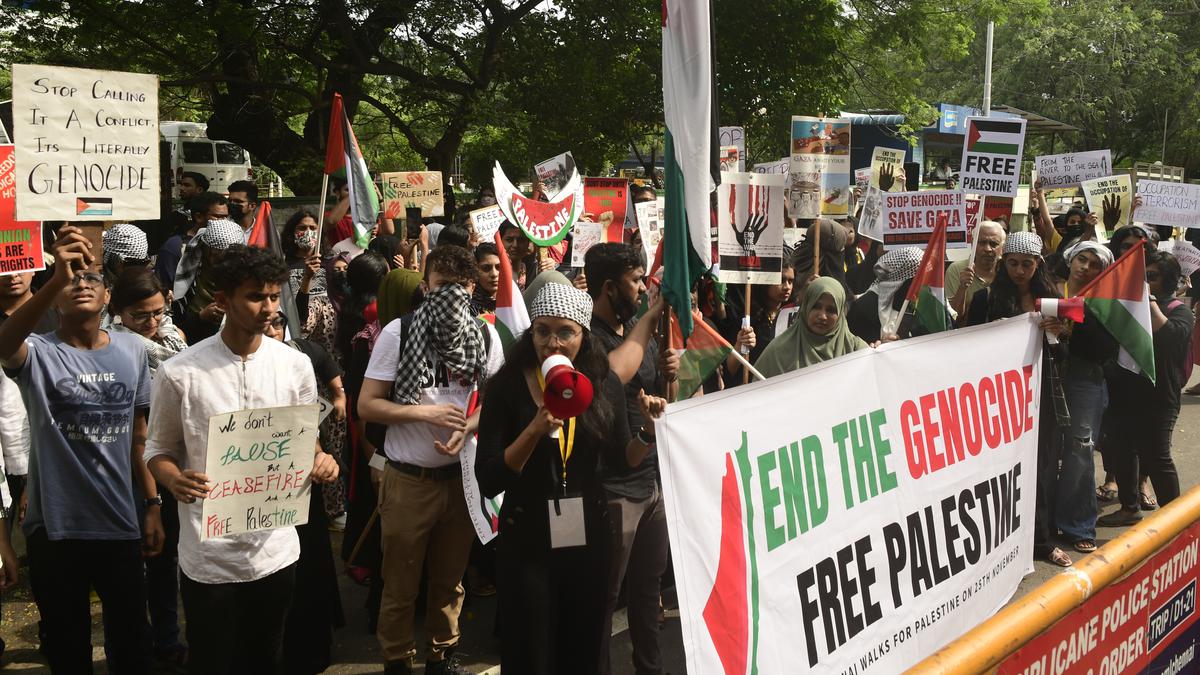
904, 214, 949, 334
669, 308, 732, 401
325, 93, 380, 249
246, 201, 302, 338
662, 0, 719, 339
1078, 244, 1155, 383
492, 232, 530, 348
966, 118, 1024, 156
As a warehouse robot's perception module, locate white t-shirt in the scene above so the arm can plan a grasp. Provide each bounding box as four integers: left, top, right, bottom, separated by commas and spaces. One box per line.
145, 335, 317, 585
364, 318, 503, 469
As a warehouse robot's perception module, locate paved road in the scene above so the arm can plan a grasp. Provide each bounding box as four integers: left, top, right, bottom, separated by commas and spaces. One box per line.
4, 374, 1200, 674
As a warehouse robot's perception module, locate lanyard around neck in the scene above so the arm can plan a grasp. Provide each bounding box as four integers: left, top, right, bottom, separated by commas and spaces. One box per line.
535, 368, 576, 489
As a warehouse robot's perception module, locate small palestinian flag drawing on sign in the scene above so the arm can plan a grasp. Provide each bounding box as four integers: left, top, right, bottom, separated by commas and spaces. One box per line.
76, 197, 113, 216
966, 119, 1024, 156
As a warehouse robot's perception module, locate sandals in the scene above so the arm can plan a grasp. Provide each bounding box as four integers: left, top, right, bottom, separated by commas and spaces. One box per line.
1095, 485, 1118, 503
1045, 547, 1073, 567
1073, 539, 1097, 553
1184, 384, 1200, 396
1140, 491, 1158, 511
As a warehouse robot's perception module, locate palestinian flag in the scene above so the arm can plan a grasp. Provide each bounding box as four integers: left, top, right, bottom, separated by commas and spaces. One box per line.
905, 215, 949, 334
325, 93, 380, 249
492, 232, 530, 348
1078, 244, 1156, 383
246, 200, 302, 339
670, 309, 732, 401
662, 0, 719, 339
966, 118, 1024, 156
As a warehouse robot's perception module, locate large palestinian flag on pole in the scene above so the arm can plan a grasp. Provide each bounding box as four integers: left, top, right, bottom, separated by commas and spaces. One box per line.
246, 200, 302, 338
324, 93, 380, 249
1078, 244, 1156, 383
662, 0, 719, 339
905, 214, 949, 334
491, 232, 530, 348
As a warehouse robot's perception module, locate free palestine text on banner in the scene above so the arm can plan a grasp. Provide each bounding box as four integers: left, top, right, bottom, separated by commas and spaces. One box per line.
959, 116, 1026, 199
657, 315, 1041, 674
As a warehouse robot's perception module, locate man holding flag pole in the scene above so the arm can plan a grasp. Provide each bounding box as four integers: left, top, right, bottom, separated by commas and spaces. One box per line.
320, 93, 381, 251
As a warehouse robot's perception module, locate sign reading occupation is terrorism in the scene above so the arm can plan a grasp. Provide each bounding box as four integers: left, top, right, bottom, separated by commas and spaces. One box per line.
998, 520, 1200, 675
958, 116, 1027, 199
657, 316, 1041, 674
882, 190, 969, 249
0, 145, 45, 275
381, 171, 444, 219
1135, 180, 1200, 229
201, 404, 319, 541
12, 64, 160, 220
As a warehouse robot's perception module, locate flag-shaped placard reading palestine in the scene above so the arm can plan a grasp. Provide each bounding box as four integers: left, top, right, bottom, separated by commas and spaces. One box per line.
1077, 244, 1155, 383
959, 117, 1027, 199
491, 231, 530, 348
905, 214, 949, 334
493, 161, 583, 246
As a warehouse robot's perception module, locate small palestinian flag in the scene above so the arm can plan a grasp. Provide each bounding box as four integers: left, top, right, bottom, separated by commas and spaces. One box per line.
966, 118, 1025, 156
669, 308, 732, 401
1078, 244, 1155, 383
76, 197, 113, 216
492, 231, 530, 348
905, 215, 949, 334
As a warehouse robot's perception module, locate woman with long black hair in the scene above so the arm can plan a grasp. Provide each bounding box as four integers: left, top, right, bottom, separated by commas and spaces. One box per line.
475, 283, 666, 674
966, 231, 1075, 567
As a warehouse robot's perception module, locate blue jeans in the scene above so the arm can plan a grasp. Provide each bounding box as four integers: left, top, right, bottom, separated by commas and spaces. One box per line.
1055, 374, 1108, 540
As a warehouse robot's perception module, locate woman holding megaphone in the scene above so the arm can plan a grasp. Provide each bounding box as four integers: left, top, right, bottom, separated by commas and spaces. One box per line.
476, 282, 666, 674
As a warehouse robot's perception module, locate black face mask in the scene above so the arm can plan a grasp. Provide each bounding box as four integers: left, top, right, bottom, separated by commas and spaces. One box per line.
227, 203, 245, 221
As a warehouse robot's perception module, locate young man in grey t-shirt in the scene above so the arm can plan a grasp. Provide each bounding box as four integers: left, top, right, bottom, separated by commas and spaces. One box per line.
0, 226, 163, 674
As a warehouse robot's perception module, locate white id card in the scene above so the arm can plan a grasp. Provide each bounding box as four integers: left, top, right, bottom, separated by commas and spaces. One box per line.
547, 497, 586, 548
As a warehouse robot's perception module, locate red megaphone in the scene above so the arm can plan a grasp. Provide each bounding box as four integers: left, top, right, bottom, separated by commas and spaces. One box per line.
541, 354, 594, 421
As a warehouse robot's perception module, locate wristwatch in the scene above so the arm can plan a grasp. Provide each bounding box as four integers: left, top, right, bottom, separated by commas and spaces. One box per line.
636, 427, 656, 446
144, 495, 164, 508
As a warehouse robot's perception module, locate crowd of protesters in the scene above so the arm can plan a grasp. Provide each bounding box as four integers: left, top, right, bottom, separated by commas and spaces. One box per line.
0, 163, 1191, 675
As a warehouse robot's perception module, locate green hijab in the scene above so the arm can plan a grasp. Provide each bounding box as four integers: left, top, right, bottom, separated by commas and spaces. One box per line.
377, 268, 423, 326
755, 277, 868, 378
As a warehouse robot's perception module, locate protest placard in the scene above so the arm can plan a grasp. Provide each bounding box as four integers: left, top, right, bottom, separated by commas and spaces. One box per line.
1081, 174, 1132, 231
854, 167, 872, 192
493, 161, 582, 246
717, 172, 786, 285
719, 146, 740, 173
882, 189, 969, 248
719, 126, 745, 171
12, 64, 160, 220
958, 116, 1026, 198
534, 151, 576, 198
870, 146, 906, 193
857, 187, 884, 243
382, 171, 443, 219
998, 520, 1200, 675
658, 316, 1041, 674
753, 160, 789, 176
583, 177, 632, 242
789, 116, 852, 219
1034, 150, 1111, 189
201, 404, 319, 541
570, 222, 604, 268
1160, 239, 1200, 278
774, 305, 802, 339
636, 200, 663, 264
468, 204, 506, 242
460, 436, 503, 545
0, 145, 46, 275
1135, 180, 1200, 229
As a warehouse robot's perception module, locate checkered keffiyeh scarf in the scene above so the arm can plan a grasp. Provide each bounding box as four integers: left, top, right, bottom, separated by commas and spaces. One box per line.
392, 283, 486, 405
870, 247, 923, 330
102, 224, 148, 265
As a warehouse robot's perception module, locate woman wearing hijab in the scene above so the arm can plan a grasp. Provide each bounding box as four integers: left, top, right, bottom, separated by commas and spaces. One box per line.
846, 247, 924, 343
755, 277, 869, 378
966, 231, 1076, 567
1048, 241, 1119, 554
475, 283, 666, 674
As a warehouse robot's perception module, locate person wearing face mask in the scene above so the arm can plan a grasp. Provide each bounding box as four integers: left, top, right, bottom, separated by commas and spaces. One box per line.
966, 231, 1076, 567
947, 220, 1006, 320
1098, 251, 1195, 527
172, 218, 246, 344
755, 277, 869, 377
226, 180, 260, 241
155, 192, 227, 290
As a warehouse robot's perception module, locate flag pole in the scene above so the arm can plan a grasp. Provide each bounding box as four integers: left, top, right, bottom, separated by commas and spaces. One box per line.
812, 223, 822, 278
884, 299, 909, 339
967, 196, 985, 272
317, 173, 331, 234
731, 343, 766, 382
742, 283, 752, 384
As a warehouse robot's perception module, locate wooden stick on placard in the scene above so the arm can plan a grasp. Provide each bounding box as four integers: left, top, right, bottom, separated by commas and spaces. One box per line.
742, 283, 752, 384
812, 222, 822, 278
317, 173, 331, 232
967, 195, 987, 271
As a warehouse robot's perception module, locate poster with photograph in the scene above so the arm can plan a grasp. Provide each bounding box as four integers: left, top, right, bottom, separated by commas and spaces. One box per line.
789, 116, 851, 219
719, 145, 740, 173
717, 172, 786, 285
719, 126, 745, 171
534, 151, 576, 198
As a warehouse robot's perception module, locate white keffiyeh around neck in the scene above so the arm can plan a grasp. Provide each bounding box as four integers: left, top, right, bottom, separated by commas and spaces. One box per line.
870, 247, 922, 331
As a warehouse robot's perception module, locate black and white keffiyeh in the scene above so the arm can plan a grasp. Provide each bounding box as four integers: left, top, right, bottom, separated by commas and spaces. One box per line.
102, 223, 149, 265
870, 247, 923, 330
392, 283, 486, 404
1003, 231, 1044, 257
529, 282, 593, 328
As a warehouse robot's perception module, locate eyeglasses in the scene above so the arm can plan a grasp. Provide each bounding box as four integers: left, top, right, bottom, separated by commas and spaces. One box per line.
532, 325, 582, 344
128, 308, 169, 323
71, 272, 105, 288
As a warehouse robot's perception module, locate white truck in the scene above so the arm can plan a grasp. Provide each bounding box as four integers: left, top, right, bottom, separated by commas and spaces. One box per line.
160, 121, 253, 197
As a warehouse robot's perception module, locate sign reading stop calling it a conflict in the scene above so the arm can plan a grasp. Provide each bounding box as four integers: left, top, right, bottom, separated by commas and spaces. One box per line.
201, 404, 319, 540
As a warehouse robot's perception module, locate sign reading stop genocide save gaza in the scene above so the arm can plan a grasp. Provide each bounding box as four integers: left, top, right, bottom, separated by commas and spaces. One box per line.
958, 117, 1027, 199
12, 64, 160, 221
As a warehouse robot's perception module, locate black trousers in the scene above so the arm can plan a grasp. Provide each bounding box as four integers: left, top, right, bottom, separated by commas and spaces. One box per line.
26, 530, 150, 675
145, 488, 182, 650
1103, 414, 1181, 511
180, 563, 296, 675
1033, 401, 1060, 555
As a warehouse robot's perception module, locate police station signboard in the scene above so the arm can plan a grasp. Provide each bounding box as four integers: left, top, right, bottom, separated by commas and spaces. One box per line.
958, 117, 1027, 199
